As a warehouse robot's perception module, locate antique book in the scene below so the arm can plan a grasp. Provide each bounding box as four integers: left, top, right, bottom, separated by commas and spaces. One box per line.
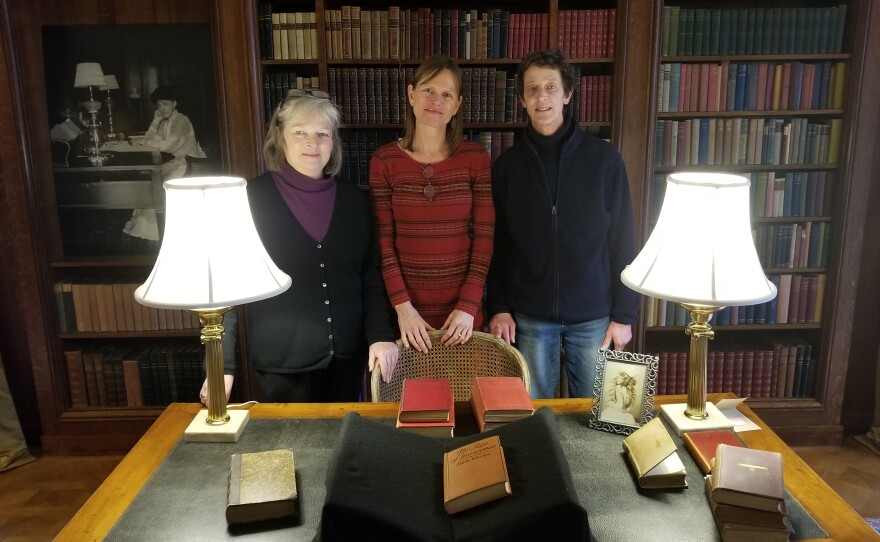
470, 376, 534, 423
705, 480, 789, 530
396, 392, 455, 437
443, 435, 511, 514
398, 378, 452, 422
709, 444, 784, 511
226, 449, 297, 525
682, 429, 744, 474
621, 417, 687, 489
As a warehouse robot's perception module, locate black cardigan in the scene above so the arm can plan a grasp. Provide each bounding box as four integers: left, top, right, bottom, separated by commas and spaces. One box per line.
223, 172, 395, 374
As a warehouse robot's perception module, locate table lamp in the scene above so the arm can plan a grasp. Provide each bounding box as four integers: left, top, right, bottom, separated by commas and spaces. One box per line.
73, 62, 108, 165
135, 176, 291, 442
621, 172, 776, 435
99, 74, 120, 140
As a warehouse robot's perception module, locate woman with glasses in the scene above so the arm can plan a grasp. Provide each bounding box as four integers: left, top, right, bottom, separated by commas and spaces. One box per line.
200, 89, 398, 404
369, 55, 495, 353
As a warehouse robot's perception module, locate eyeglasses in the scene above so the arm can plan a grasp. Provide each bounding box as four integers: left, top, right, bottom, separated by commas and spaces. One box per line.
284, 88, 331, 101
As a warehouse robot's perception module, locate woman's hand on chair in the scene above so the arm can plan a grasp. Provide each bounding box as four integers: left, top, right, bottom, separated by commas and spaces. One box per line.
395, 301, 435, 352
441, 310, 474, 346
368, 341, 399, 383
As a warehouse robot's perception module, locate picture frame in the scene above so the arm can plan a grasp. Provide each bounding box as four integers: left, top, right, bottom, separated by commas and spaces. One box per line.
588, 349, 659, 435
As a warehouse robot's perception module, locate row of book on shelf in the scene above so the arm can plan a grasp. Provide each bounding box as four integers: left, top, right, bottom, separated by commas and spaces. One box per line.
650, 338, 817, 399
262, 67, 612, 126
395, 376, 533, 437
654, 117, 842, 167
64, 343, 203, 409
660, 4, 847, 57
650, 171, 836, 221
647, 274, 826, 328
259, 7, 320, 60
55, 280, 201, 334
657, 60, 846, 114
753, 223, 831, 270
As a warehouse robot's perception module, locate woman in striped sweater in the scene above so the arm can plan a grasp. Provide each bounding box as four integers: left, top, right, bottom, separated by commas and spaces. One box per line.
370, 55, 495, 353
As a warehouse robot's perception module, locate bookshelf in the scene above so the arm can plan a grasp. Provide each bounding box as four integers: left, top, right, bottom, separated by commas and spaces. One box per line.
642, 1, 875, 443
1, 0, 877, 452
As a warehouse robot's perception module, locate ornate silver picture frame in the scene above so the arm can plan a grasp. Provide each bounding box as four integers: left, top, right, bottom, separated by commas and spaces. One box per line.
588, 349, 659, 435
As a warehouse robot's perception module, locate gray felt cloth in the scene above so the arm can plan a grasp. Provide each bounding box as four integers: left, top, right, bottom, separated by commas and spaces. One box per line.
106, 410, 825, 541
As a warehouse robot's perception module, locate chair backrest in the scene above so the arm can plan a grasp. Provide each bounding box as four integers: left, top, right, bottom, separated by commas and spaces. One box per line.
370, 330, 530, 402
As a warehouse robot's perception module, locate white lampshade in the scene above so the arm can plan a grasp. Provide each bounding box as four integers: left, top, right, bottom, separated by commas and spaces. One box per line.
135, 176, 291, 310
73, 62, 106, 88
99, 74, 120, 91
621, 172, 776, 307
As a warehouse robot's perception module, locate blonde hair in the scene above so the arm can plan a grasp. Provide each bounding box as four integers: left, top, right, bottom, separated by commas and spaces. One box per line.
400, 55, 463, 156
263, 94, 342, 175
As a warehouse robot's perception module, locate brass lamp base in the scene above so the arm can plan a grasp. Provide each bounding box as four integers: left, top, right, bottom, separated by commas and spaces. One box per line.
184, 409, 249, 442
659, 402, 733, 437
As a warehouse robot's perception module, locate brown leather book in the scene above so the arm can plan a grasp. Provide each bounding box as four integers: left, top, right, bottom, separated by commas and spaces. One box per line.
682, 429, 744, 475
709, 444, 784, 512
398, 378, 452, 422
396, 395, 455, 437
443, 435, 511, 514
470, 376, 534, 424
226, 449, 297, 525
621, 417, 687, 489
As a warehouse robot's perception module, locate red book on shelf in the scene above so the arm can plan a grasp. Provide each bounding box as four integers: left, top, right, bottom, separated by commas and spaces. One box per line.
682, 429, 744, 475
741, 349, 755, 398
398, 378, 453, 422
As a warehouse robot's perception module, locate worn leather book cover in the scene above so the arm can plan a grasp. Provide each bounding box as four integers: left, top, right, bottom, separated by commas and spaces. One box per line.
398, 378, 452, 422
443, 435, 511, 514
704, 474, 789, 529
710, 444, 784, 512
226, 449, 297, 525
471, 376, 534, 423
682, 429, 744, 474
396, 388, 455, 437
621, 417, 687, 489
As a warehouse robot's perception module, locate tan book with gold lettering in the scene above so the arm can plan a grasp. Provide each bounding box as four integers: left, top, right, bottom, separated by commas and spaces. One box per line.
621, 417, 687, 489
226, 449, 297, 524
443, 435, 511, 514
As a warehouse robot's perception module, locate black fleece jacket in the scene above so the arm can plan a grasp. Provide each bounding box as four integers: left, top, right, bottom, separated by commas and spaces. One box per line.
487, 116, 639, 325
223, 172, 395, 374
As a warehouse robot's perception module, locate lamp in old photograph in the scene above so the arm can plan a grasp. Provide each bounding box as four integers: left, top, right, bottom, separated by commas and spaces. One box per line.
135, 176, 291, 442
99, 74, 120, 140
73, 62, 109, 165
621, 172, 776, 435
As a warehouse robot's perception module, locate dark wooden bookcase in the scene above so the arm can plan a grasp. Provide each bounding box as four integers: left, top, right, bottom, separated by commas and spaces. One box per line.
1, 0, 877, 452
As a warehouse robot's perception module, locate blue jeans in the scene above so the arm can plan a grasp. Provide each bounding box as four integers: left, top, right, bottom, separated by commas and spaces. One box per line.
514, 313, 609, 399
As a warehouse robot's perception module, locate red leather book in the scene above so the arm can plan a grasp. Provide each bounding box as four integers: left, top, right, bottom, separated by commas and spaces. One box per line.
741, 349, 755, 398
396, 390, 455, 437
682, 428, 744, 475
398, 378, 452, 422
470, 376, 534, 425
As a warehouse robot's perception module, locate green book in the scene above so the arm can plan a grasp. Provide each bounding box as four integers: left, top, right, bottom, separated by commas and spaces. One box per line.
693, 8, 705, 56
745, 8, 756, 56
668, 5, 680, 56
661, 6, 672, 56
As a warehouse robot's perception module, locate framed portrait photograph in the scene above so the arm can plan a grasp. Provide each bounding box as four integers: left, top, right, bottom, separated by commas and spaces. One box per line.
588, 349, 659, 435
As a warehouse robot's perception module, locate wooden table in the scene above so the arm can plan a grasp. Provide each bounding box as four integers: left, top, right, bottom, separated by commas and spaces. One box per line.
57, 394, 879, 541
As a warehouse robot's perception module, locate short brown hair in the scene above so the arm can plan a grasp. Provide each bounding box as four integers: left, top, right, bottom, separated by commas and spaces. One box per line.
516, 48, 577, 99
263, 94, 343, 175
400, 55, 463, 156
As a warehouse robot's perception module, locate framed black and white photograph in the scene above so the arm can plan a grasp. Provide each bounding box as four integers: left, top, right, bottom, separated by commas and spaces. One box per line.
588, 349, 659, 435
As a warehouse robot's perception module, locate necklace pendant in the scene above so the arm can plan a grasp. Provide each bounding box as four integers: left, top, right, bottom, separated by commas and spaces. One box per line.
423, 183, 435, 201
421, 164, 434, 179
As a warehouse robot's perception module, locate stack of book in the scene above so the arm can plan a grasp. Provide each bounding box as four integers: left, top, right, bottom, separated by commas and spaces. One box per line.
396, 378, 455, 437
469, 376, 534, 432
705, 444, 793, 542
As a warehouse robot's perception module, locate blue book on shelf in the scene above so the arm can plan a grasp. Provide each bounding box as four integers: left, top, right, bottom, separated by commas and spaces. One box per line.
783, 173, 794, 216
745, 63, 759, 111
791, 173, 803, 216
745, 8, 756, 55
709, 9, 721, 55
698, 119, 709, 165
766, 275, 779, 324
744, 304, 755, 325
789, 62, 804, 110
719, 8, 731, 55
768, 8, 780, 55
754, 300, 767, 324
833, 5, 846, 53
734, 63, 747, 111
726, 63, 738, 111
820, 7, 834, 54
735, 7, 747, 54
737, 304, 746, 325
669, 63, 680, 112
807, 222, 823, 268
716, 306, 731, 326
818, 62, 831, 109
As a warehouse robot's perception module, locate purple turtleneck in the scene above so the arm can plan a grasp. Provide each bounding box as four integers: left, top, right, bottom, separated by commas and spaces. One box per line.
271, 163, 337, 242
